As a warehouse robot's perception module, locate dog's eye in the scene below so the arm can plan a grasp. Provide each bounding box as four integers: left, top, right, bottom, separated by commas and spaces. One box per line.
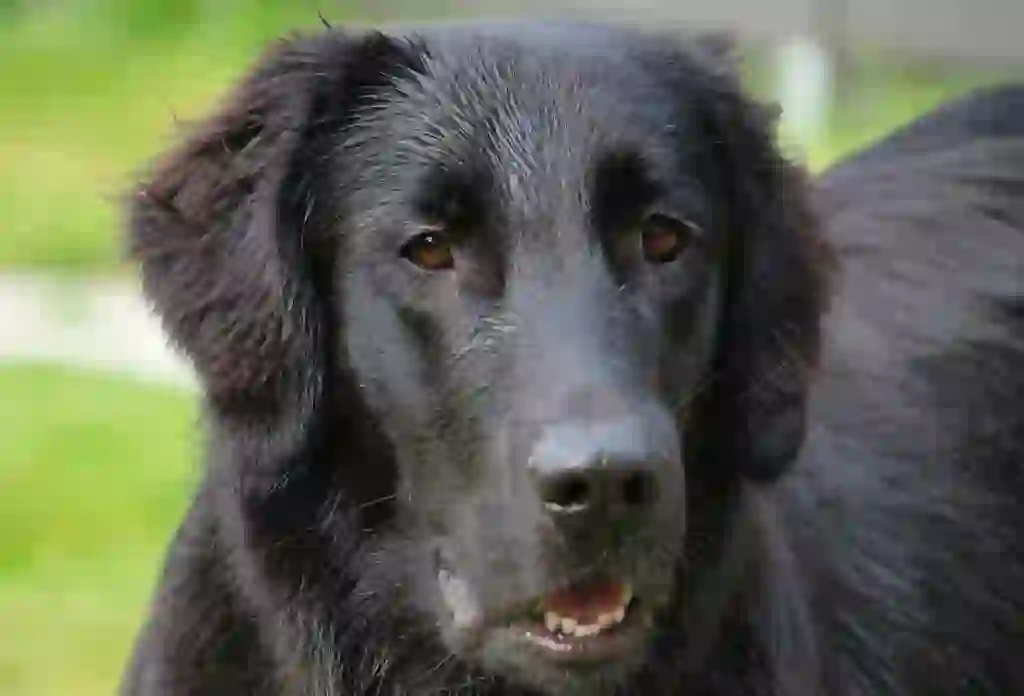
400, 229, 455, 271
640, 214, 696, 264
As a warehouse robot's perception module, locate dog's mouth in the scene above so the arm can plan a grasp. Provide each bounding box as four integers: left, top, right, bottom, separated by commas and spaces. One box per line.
439, 568, 653, 666
515, 578, 650, 665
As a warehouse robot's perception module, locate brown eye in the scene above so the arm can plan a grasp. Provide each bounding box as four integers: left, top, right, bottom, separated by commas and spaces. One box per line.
400, 229, 455, 271
641, 214, 695, 264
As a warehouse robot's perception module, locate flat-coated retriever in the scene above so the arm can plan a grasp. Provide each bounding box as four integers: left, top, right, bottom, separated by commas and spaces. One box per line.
121, 22, 1024, 696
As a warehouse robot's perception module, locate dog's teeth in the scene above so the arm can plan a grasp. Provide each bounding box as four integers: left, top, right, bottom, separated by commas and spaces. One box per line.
544, 611, 629, 636
544, 612, 560, 633
544, 592, 633, 637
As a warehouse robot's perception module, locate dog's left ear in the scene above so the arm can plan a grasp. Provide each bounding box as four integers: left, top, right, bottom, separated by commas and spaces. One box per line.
666, 39, 835, 482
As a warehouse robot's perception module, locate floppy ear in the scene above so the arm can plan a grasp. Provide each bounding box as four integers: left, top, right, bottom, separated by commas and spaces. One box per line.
129, 30, 425, 515
131, 30, 422, 417
683, 43, 835, 482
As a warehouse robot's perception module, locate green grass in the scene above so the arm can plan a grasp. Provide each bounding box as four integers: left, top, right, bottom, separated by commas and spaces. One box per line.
0, 2, 328, 273
0, 363, 199, 696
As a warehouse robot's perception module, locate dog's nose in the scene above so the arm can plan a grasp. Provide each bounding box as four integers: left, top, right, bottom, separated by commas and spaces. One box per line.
537, 461, 657, 515
529, 418, 673, 531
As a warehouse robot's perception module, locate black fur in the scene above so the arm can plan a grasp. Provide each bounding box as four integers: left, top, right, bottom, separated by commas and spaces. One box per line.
122, 23, 1024, 696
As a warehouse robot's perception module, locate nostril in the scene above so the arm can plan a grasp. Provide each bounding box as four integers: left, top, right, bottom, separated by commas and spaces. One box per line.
540, 468, 659, 515
542, 473, 591, 512
621, 470, 657, 507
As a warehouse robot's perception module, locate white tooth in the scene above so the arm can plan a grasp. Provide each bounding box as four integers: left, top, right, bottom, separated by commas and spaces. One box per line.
612, 606, 626, 624
544, 612, 560, 633
560, 617, 578, 634
575, 623, 602, 636
597, 612, 617, 628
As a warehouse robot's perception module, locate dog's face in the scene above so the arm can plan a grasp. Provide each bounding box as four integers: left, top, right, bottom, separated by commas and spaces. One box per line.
340, 33, 724, 689
132, 23, 828, 696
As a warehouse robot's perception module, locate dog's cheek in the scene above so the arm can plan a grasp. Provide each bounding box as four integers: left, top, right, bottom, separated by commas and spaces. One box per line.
342, 274, 437, 435
341, 271, 481, 523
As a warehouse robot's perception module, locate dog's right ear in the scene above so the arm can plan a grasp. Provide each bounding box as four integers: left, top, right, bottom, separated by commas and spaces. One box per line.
130, 31, 425, 423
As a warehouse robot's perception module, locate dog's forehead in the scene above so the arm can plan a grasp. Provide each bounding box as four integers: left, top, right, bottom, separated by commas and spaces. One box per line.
351, 28, 687, 188
394, 20, 656, 73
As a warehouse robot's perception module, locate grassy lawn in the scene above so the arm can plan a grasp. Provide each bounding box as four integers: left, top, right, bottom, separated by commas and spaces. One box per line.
0, 2, 325, 272
0, 1, 1013, 273
0, 363, 199, 696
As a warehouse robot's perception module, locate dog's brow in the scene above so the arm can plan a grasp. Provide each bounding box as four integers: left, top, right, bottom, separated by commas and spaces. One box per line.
414, 164, 490, 231
590, 150, 660, 232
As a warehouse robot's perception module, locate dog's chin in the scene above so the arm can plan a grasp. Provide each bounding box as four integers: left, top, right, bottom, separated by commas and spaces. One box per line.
466, 613, 654, 696
435, 568, 675, 695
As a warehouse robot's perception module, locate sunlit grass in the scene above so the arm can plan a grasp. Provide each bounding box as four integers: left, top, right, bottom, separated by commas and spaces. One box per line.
0, 3, 324, 272
0, 39, 247, 270
0, 363, 199, 696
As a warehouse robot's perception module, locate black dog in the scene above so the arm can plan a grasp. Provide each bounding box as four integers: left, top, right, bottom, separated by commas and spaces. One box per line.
121, 22, 1024, 696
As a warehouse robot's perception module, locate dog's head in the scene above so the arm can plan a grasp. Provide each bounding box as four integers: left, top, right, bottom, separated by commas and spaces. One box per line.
132, 23, 830, 695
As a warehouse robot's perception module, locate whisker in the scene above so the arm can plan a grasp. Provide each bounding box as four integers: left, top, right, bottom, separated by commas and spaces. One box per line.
359, 494, 398, 510
426, 652, 456, 675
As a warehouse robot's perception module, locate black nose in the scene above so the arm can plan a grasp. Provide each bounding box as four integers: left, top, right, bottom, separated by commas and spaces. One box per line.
538, 461, 658, 514
529, 418, 675, 531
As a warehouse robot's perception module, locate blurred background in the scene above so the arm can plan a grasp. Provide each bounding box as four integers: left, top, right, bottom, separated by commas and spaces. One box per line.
0, 1, 1020, 694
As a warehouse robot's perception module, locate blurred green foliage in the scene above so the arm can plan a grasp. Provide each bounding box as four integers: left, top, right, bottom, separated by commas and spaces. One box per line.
0, 1, 338, 272
0, 363, 198, 696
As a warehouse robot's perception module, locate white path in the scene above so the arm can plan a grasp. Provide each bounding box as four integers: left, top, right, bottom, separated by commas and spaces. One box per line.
0, 273, 196, 390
